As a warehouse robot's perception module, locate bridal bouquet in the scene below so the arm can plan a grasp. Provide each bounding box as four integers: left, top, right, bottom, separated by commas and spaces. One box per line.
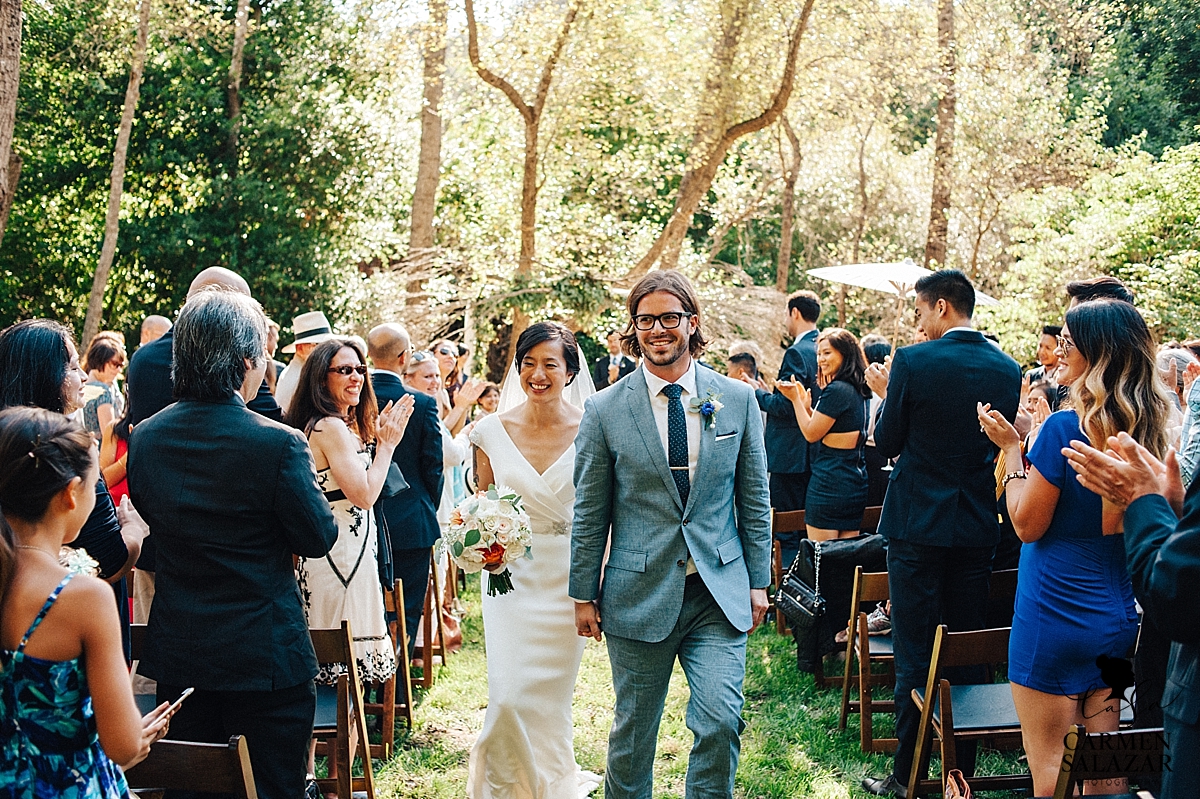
444, 484, 533, 596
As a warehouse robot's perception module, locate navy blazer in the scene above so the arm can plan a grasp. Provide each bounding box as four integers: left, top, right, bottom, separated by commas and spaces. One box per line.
875, 329, 1020, 548
125, 328, 283, 571
128, 396, 336, 692
1125, 474, 1200, 728
755, 329, 819, 475
592, 354, 637, 389
371, 370, 444, 551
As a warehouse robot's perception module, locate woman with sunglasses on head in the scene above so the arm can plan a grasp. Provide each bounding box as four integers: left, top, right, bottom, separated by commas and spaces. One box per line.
80, 334, 127, 443
977, 300, 1171, 795
429, 338, 487, 436
0, 407, 176, 798
287, 339, 414, 691
405, 350, 471, 532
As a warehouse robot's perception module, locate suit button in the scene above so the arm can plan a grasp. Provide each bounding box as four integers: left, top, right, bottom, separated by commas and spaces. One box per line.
677, 559, 686, 567
682, 519, 689, 525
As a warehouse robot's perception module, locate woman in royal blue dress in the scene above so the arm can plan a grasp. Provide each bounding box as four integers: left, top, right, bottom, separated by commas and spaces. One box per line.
779, 328, 872, 541
0, 406, 174, 799
978, 299, 1171, 795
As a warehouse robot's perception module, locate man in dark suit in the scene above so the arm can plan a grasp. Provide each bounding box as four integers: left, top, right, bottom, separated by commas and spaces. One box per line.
592, 328, 638, 389
862, 270, 1021, 797
124, 267, 283, 670
1065, 434, 1199, 798
367, 323, 445, 657
748, 290, 821, 568
129, 288, 336, 799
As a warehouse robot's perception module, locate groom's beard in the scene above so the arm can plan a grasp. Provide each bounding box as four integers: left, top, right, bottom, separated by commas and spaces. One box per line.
640, 335, 689, 368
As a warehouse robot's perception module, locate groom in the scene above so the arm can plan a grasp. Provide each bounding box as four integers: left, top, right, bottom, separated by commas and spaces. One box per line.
571, 270, 772, 799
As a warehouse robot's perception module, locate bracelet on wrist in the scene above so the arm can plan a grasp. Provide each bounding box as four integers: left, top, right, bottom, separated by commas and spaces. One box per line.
1001, 470, 1027, 489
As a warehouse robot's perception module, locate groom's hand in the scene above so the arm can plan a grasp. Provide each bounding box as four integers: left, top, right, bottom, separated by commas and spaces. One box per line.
749, 589, 769, 633
575, 600, 603, 641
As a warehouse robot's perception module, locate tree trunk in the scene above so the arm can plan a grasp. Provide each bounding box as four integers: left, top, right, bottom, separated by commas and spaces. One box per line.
0, 0, 21, 248
407, 0, 447, 305
227, 0, 250, 154
851, 119, 874, 264
464, 0, 581, 364
82, 0, 151, 345
776, 115, 801, 292
923, 0, 956, 269
627, 0, 817, 280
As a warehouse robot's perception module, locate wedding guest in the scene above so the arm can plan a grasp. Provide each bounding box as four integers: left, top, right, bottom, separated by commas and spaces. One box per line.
977, 299, 1169, 795
0, 319, 147, 662
592, 328, 637, 388
0, 407, 172, 795
751, 290, 821, 568
80, 334, 127, 441
862, 270, 1021, 798
726, 340, 763, 383
367, 324, 444, 659
288, 338, 412, 686
1025, 325, 1065, 410
430, 338, 486, 436
861, 334, 891, 508
1065, 276, 1135, 307
1062, 431, 1200, 799
474, 383, 500, 419
405, 351, 470, 531
264, 318, 285, 395
778, 328, 871, 540
128, 288, 337, 799
431, 338, 465, 404
277, 311, 338, 414
138, 315, 171, 346
99, 405, 133, 507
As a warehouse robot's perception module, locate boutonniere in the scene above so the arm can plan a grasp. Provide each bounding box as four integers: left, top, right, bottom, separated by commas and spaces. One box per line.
688, 391, 724, 431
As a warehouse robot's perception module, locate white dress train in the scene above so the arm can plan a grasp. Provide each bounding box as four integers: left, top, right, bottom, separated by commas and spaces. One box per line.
467, 414, 602, 799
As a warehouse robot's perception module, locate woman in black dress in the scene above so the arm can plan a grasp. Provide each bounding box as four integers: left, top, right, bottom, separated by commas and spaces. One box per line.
779, 328, 871, 541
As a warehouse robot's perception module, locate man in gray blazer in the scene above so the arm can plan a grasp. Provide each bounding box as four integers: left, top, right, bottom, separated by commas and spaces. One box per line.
571, 270, 772, 799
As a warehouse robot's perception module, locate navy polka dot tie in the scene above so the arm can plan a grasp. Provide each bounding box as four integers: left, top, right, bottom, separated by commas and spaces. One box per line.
663, 383, 690, 508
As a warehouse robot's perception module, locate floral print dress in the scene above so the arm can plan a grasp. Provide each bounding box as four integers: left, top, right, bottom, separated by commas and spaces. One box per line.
1, 575, 128, 799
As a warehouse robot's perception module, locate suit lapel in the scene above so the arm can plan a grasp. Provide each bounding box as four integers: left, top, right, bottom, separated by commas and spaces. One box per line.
685, 367, 718, 518
625, 369, 685, 513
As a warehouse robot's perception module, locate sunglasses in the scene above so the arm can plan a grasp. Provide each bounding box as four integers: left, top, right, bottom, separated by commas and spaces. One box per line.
327, 364, 368, 376
436, 346, 457, 356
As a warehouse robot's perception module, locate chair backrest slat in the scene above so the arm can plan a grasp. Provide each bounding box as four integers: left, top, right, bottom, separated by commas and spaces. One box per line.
771, 508, 806, 535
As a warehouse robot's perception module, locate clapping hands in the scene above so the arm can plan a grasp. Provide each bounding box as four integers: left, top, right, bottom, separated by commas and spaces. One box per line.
377, 395, 415, 449
777, 377, 811, 410
865, 359, 890, 399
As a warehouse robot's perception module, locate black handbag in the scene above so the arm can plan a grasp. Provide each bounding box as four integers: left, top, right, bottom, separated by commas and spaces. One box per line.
776, 540, 826, 632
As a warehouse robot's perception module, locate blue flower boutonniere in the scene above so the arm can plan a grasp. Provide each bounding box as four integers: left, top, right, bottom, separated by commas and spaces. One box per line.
688, 391, 724, 431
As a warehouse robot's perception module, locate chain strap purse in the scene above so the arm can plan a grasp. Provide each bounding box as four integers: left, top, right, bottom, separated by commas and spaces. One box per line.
775, 540, 825, 633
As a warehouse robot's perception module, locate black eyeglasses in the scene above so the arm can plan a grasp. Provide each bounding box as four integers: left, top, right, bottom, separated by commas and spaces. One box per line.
632, 312, 692, 331
327, 364, 368, 376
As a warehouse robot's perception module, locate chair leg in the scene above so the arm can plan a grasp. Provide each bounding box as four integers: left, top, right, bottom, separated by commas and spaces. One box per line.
838, 614, 858, 730
413, 569, 435, 691
393, 580, 414, 728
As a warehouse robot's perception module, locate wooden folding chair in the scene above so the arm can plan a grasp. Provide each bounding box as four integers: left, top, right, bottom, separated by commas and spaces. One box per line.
908, 625, 1030, 797
363, 579, 414, 759
838, 567, 897, 752
860, 505, 883, 534
770, 508, 806, 635
311, 621, 375, 799
1052, 724, 1165, 799
126, 735, 257, 799
412, 548, 450, 690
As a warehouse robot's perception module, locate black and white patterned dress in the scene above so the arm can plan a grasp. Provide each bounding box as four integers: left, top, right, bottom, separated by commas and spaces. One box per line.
297, 450, 396, 684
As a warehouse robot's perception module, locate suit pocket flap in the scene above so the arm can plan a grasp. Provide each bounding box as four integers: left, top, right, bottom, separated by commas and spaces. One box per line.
606, 548, 647, 573
716, 537, 743, 565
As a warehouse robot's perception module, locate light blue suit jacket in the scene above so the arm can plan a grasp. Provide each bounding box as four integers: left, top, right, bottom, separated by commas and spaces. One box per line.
570, 365, 772, 642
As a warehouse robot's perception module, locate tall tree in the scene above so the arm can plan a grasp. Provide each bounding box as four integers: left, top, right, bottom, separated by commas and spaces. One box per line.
82, 0, 152, 344
465, 0, 583, 355
406, 0, 447, 305
923, 0, 955, 268
776, 114, 801, 292
0, 0, 21, 248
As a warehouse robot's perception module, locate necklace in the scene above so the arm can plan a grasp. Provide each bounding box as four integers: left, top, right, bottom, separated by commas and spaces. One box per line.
15, 545, 59, 559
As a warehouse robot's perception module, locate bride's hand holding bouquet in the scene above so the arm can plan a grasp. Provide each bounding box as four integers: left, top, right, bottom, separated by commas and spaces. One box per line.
443, 484, 533, 596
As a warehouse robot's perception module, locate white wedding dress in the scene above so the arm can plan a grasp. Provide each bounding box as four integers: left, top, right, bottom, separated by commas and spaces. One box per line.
466, 413, 602, 799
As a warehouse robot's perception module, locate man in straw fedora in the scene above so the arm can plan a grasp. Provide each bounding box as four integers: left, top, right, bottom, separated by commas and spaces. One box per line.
276, 311, 338, 414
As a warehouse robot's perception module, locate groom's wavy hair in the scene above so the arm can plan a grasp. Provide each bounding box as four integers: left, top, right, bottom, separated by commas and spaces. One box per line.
620, 270, 707, 359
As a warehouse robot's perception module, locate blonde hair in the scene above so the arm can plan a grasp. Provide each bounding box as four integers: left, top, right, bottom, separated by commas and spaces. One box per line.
1065, 300, 1171, 458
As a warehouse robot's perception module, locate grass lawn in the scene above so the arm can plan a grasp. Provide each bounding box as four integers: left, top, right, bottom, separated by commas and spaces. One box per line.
373, 581, 1023, 798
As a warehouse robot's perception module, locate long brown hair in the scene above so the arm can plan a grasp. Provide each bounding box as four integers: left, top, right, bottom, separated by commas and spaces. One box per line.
1065, 300, 1171, 458
287, 339, 379, 444
619, 270, 708, 358
817, 328, 871, 399
0, 407, 95, 601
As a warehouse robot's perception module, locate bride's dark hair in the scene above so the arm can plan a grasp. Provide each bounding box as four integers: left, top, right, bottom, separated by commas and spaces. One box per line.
515, 322, 580, 386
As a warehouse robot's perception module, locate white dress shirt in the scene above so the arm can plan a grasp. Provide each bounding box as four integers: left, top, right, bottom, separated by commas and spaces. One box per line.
643, 362, 701, 575
275, 356, 304, 413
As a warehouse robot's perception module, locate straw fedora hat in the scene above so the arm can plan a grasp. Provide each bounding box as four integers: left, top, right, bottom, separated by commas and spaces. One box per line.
282, 311, 337, 354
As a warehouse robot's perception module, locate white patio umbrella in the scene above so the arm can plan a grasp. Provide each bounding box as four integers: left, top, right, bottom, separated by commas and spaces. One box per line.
806, 260, 999, 344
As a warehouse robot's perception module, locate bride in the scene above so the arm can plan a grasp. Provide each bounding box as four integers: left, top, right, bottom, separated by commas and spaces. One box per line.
467, 321, 602, 799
